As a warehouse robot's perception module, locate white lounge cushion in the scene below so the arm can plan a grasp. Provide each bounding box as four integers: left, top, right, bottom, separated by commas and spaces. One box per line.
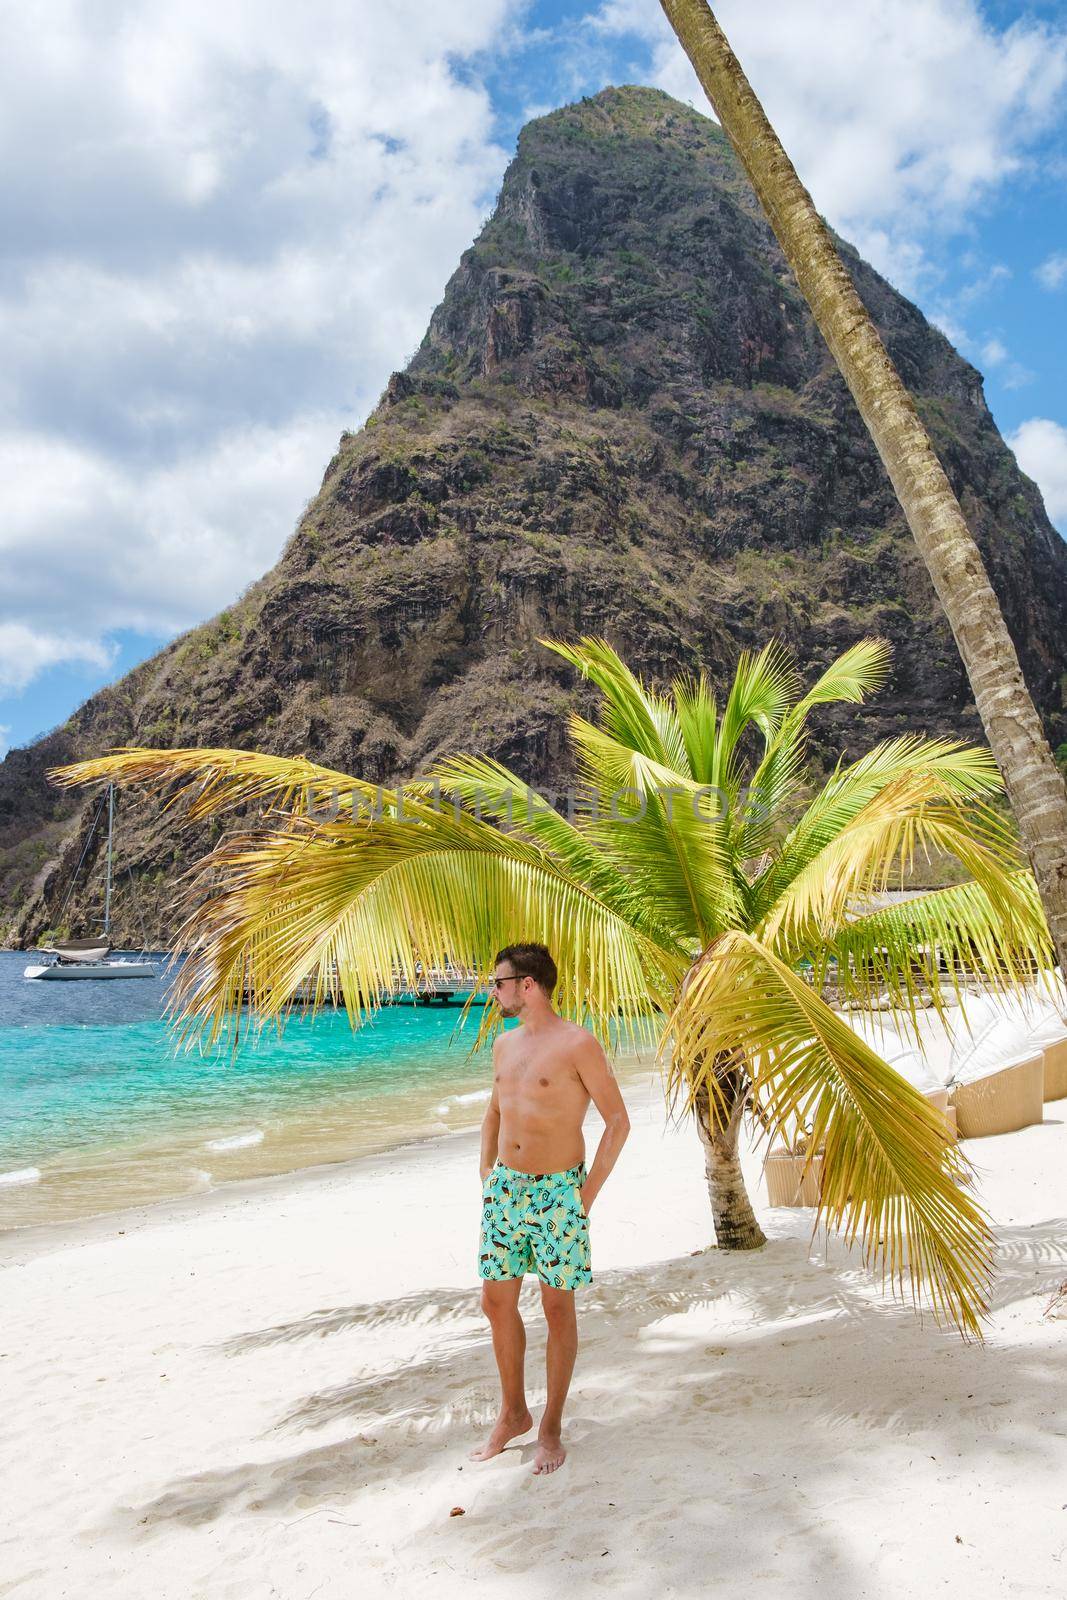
951, 1016, 1043, 1086
912, 995, 1066, 1087
985, 994, 1067, 1049
838, 1013, 944, 1095
839, 1011, 909, 1060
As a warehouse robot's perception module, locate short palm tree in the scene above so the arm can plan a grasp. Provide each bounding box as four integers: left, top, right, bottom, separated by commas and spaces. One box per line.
53, 637, 1051, 1336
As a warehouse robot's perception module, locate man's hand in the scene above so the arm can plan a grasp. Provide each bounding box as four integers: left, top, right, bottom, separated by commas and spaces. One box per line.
573, 1030, 630, 1223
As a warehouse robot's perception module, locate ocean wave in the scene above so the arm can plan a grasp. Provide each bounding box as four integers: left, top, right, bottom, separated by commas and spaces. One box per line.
0, 1166, 41, 1187
435, 1088, 492, 1117
204, 1130, 265, 1152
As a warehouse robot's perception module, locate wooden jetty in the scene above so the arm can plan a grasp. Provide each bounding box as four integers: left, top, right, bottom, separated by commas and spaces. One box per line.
387, 966, 485, 1007
240, 965, 485, 1008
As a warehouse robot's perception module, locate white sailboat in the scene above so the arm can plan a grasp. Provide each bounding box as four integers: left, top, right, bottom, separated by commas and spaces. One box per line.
24, 785, 157, 981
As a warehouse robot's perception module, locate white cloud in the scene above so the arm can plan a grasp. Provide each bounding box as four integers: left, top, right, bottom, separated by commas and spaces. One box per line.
1002, 363, 1036, 392
1008, 418, 1067, 527
4, 0, 1066, 717
929, 308, 969, 348
0, 0, 522, 696
0, 724, 10, 758
0, 413, 351, 640
0, 624, 116, 696
955, 263, 1013, 306
589, 0, 1067, 293
975, 335, 1033, 390
1036, 252, 1067, 290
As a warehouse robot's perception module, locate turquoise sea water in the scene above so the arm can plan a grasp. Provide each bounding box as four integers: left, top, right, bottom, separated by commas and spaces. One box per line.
0, 953, 654, 1229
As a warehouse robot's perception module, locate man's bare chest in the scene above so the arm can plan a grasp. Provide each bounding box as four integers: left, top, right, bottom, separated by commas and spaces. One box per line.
496, 1049, 574, 1097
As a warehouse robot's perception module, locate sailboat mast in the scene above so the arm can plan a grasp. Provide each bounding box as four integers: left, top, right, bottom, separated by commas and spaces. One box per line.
103, 783, 114, 937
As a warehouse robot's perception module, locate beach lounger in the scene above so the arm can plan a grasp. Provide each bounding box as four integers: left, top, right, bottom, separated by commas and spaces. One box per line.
969, 991, 1067, 1104
840, 990, 1062, 1140
1031, 970, 1067, 1100
950, 1051, 1045, 1139
1010, 1000, 1067, 1103
839, 1015, 957, 1139
763, 1147, 824, 1208
942, 1006, 1045, 1137
1043, 1036, 1067, 1103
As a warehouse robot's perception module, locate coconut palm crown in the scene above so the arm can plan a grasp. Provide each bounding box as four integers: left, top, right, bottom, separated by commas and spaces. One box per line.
52, 637, 1052, 1337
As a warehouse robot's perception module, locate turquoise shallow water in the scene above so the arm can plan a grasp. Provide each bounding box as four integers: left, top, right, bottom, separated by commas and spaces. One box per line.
0, 952, 655, 1228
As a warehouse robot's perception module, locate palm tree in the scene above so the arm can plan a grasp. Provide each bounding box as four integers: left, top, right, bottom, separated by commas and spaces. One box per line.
52, 637, 1051, 1337
658, 0, 1067, 978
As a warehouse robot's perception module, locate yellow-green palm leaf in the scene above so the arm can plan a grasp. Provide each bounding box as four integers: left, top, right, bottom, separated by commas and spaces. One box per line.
50, 746, 375, 822
166, 798, 683, 1055
818, 871, 1052, 1024
662, 931, 993, 1337
50, 634, 1054, 1336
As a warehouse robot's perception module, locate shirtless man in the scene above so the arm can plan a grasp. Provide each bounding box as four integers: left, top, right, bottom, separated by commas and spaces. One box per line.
470, 942, 630, 1475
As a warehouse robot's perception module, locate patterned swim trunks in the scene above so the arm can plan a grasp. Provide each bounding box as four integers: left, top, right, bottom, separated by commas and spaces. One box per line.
478, 1160, 592, 1290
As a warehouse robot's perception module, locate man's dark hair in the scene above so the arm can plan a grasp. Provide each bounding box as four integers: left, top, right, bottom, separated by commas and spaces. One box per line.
494, 942, 558, 996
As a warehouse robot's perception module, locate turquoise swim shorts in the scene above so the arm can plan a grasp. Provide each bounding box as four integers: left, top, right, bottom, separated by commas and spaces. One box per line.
478, 1160, 592, 1290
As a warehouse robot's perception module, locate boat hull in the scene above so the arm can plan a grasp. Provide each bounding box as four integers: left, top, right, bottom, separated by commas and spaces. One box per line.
24, 961, 157, 981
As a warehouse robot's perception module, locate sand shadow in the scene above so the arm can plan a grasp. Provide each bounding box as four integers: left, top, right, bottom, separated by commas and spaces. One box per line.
99, 1214, 1067, 1597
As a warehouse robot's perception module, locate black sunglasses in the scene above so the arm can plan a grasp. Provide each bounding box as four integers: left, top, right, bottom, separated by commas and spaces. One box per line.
490, 972, 529, 988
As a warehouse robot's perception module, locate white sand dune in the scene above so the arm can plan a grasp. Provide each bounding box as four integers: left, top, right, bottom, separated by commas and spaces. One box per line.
2, 1071, 1065, 1598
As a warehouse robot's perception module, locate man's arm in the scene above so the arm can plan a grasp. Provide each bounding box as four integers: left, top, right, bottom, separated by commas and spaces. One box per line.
574, 1032, 630, 1213
479, 1040, 502, 1183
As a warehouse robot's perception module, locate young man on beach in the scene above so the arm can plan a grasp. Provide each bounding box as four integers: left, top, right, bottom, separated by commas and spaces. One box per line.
472, 942, 630, 1475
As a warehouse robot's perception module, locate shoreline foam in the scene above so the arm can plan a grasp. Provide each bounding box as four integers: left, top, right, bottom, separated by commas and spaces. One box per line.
0, 1056, 662, 1254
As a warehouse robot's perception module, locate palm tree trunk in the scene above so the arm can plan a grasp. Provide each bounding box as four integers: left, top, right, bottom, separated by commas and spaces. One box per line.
694, 1082, 766, 1250
660, 0, 1067, 975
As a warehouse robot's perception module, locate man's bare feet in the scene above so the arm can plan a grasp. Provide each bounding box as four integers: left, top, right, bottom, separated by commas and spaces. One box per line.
469, 1407, 533, 1461
532, 1432, 566, 1474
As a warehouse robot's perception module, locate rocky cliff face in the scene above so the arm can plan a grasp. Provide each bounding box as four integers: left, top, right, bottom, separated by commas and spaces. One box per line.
4, 85, 1066, 945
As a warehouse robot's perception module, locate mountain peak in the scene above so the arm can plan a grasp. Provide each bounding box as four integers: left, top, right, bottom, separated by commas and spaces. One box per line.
522, 83, 721, 145
409, 83, 794, 407
408, 82, 957, 418
4, 87, 1066, 944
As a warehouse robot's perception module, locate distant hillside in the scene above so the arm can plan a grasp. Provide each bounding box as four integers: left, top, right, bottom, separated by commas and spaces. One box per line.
4, 85, 1066, 946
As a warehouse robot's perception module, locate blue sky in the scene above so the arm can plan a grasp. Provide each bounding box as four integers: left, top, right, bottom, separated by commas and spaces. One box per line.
2, 0, 1065, 757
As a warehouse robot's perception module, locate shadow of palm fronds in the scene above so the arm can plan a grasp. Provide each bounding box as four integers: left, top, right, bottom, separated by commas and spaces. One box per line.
215, 1291, 480, 1355
988, 1217, 1067, 1312
108, 1217, 1067, 1583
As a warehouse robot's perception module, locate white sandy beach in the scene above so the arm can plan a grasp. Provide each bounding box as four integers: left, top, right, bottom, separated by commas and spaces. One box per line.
2, 1069, 1066, 1600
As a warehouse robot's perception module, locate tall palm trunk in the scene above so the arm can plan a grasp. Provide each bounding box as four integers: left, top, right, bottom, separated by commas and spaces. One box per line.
693, 1080, 767, 1251
660, 0, 1067, 975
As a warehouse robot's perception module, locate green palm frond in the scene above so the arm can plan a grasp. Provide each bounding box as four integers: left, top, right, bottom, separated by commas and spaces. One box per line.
661, 930, 994, 1337
49, 747, 375, 823
566, 716, 740, 941
818, 872, 1052, 1022
671, 669, 719, 785
788, 637, 891, 722
715, 640, 799, 795
421, 751, 688, 952
541, 636, 688, 771
731, 716, 806, 865
756, 737, 1008, 924
169, 799, 684, 1055
766, 776, 1028, 960
738, 638, 892, 861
